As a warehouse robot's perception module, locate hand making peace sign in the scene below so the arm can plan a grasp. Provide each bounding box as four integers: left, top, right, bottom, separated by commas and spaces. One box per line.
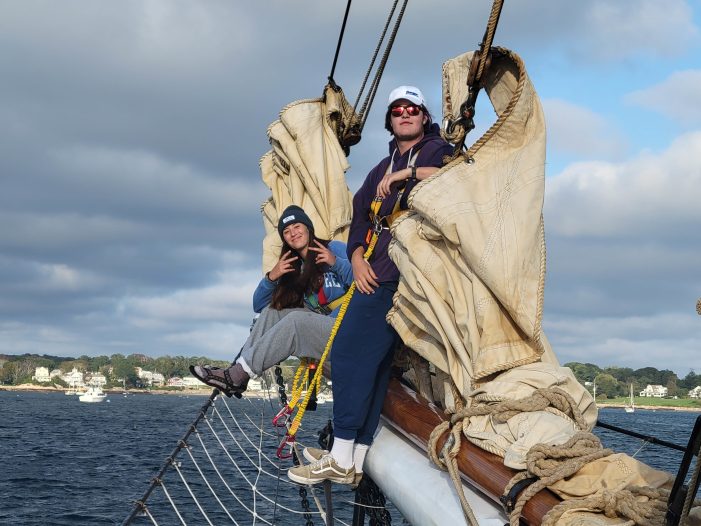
307, 240, 336, 266
267, 250, 298, 281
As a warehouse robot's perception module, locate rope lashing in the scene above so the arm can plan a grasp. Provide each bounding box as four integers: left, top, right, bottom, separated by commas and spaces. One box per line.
444, 0, 505, 155
504, 432, 612, 526
541, 486, 670, 526
427, 387, 590, 526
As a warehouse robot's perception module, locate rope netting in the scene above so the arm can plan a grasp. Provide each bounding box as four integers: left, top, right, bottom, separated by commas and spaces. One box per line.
122, 374, 400, 526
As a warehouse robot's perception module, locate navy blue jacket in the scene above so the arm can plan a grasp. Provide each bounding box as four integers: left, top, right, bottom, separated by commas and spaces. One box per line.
346, 124, 452, 282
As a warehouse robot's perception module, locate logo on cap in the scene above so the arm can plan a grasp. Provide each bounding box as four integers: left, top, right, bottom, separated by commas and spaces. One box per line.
282, 215, 296, 224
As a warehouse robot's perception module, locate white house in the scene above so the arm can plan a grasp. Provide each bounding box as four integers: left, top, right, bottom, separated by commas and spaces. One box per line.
136, 368, 166, 387
86, 372, 107, 386
688, 386, 701, 399
33, 367, 51, 383
182, 375, 206, 388
62, 368, 85, 388
639, 384, 668, 398
168, 377, 185, 387
247, 378, 263, 391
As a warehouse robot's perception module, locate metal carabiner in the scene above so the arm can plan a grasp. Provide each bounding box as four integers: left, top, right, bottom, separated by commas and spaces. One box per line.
371, 215, 384, 235
272, 404, 293, 428
276, 433, 295, 460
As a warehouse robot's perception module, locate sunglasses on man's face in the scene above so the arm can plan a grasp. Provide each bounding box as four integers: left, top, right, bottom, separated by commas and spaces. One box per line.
390, 104, 422, 117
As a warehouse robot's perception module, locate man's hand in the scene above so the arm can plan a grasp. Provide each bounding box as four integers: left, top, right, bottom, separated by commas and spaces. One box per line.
308, 240, 336, 266
376, 168, 410, 198
268, 250, 298, 281
351, 247, 378, 294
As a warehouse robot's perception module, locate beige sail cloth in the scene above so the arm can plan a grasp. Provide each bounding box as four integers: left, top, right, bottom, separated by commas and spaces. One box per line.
387, 49, 553, 395
259, 85, 355, 272
386, 50, 678, 520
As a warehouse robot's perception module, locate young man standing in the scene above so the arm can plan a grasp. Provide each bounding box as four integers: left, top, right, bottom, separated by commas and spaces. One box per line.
288, 86, 452, 485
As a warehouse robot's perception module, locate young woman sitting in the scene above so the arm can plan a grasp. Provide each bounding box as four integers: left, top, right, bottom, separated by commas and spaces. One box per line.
190, 205, 353, 396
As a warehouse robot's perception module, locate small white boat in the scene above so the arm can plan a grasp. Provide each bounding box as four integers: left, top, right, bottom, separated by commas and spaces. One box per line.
65, 381, 80, 395
79, 385, 107, 403
624, 383, 635, 413
316, 391, 333, 404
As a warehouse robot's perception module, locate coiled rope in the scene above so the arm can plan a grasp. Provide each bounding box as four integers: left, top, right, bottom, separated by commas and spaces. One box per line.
427, 387, 590, 525
426, 385, 695, 526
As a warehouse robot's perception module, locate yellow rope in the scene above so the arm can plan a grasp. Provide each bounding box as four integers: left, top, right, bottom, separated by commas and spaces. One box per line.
287, 359, 312, 409
286, 198, 383, 438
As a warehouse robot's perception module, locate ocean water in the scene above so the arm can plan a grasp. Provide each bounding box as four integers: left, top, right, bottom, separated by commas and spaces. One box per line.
0, 390, 699, 525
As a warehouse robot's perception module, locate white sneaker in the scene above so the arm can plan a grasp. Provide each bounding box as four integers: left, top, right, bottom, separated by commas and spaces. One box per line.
288, 454, 354, 485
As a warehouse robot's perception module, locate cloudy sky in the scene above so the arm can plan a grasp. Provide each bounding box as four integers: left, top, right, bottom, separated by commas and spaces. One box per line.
1, 1, 699, 377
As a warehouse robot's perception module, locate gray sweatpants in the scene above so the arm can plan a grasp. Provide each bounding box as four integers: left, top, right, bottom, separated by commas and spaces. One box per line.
238, 306, 335, 376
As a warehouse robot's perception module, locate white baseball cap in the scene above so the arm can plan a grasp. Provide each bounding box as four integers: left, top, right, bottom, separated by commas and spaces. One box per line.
387, 85, 425, 107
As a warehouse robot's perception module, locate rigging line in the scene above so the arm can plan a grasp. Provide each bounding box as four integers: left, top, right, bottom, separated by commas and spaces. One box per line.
329, 0, 353, 84
220, 399, 280, 448
201, 417, 315, 515
631, 440, 651, 460
202, 414, 265, 489
180, 442, 240, 525
291, 442, 330, 524
212, 404, 295, 478
596, 420, 686, 453
159, 482, 188, 526
358, 0, 409, 132
352, 0, 400, 112
474, 0, 504, 81
143, 507, 160, 526
252, 411, 266, 523
265, 409, 284, 526
193, 429, 271, 520
171, 461, 215, 526
122, 390, 219, 526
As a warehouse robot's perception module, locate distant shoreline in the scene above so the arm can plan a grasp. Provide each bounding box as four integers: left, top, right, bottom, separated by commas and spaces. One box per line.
3, 385, 696, 410
1, 384, 212, 396
596, 402, 701, 413
0, 384, 276, 398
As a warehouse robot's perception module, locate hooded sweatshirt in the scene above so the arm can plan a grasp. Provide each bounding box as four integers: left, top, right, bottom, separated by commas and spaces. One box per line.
346, 123, 453, 283
252, 240, 353, 316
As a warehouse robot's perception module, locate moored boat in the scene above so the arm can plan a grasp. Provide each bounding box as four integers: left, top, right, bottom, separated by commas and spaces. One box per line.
79, 385, 106, 403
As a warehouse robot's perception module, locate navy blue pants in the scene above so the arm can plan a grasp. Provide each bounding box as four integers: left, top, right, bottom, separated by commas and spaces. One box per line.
331, 282, 399, 445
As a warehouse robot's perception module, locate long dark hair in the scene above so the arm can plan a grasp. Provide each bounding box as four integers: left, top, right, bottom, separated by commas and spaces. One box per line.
270, 233, 331, 310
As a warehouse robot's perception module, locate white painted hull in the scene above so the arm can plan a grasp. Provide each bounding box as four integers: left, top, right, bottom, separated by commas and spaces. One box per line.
365, 422, 508, 525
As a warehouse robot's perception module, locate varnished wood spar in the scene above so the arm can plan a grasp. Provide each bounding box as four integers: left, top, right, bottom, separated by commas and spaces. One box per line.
382, 378, 560, 525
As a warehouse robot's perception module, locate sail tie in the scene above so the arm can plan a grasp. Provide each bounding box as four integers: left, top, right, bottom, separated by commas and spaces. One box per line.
427, 387, 589, 526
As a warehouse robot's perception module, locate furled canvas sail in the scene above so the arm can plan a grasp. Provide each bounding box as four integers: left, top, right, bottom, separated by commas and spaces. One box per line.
259, 85, 356, 272
387, 49, 552, 394
379, 49, 678, 524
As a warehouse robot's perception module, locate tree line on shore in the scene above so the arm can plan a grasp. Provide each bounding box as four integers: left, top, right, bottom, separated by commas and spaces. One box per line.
0, 352, 230, 388
2, 353, 699, 399
565, 361, 700, 399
